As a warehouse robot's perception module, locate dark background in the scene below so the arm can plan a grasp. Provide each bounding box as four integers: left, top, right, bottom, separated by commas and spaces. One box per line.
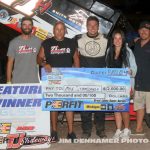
99, 0, 149, 29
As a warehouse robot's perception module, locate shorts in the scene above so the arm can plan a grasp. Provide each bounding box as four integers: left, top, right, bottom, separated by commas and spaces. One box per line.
134, 91, 150, 113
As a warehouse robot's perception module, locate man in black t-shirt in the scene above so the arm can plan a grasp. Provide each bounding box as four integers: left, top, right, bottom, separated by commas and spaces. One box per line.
134, 21, 150, 134
37, 21, 80, 142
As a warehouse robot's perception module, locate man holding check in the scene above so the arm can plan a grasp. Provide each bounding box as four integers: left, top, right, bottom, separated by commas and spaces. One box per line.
37, 21, 80, 142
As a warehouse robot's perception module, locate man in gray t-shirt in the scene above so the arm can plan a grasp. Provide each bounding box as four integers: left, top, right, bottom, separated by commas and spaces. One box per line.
7, 16, 41, 83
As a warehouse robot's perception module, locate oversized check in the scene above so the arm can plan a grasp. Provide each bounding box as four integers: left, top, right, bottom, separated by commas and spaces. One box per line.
41, 68, 130, 112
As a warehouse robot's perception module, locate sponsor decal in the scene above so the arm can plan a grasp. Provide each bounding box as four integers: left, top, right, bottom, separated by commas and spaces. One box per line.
48, 8, 89, 31
51, 100, 62, 109
114, 104, 125, 110
0, 9, 9, 20
0, 123, 11, 134
8, 17, 18, 24
47, 73, 63, 81
68, 9, 88, 29
46, 72, 63, 85
45, 100, 83, 109
50, 46, 71, 54
69, 9, 88, 24
33, 0, 52, 15
48, 80, 61, 84
84, 104, 101, 110
17, 45, 37, 54
107, 104, 113, 111
85, 41, 101, 56
35, 27, 48, 40
101, 104, 107, 110
0, 133, 51, 149
16, 126, 35, 131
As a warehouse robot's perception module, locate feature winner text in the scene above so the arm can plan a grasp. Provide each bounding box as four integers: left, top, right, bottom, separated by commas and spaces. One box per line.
0, 85, 41, 108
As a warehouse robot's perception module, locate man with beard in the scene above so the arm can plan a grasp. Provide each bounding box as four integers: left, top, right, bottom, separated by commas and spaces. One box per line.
7, 16, 41, 83
133, 21, 150, 134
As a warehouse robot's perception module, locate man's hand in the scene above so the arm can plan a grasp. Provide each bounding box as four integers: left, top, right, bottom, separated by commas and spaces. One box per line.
128, 68, 132, 76
44, 64, 52, 72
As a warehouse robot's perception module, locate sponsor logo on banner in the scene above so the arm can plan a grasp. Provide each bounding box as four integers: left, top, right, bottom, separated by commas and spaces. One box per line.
114, 104, 125, 110
101, 104, 107, 110
0, 9, 9, 20
0, 133, 51, 149
107, 104, 114, 111
17, 45, 38, 54
47, 72, 63, 85
35, 27, 49, 40
85, 41, 101, 56
16, 126, 35, 131
45, 100, 83, 109
48, 80, 61, 84
84, 104, 101, 110
68, 9, 89, 26
49, 8, 88, 31
0, 123, 11, 134
50, 46, 71, 54
51, 100, 63, 109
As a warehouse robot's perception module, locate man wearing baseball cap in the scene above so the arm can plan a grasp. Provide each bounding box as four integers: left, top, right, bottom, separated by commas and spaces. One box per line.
133, 20, 150, 135
139, 21, 150, 30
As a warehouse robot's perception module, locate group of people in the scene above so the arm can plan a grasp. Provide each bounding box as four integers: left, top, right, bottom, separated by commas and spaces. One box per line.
6, 16, 150, 142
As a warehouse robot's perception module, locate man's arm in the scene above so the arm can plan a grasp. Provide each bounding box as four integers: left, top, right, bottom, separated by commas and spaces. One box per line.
37, 46, 46, 66
37, 46, 52, 72
73, 49, 80, 68
6, 57, 14, 83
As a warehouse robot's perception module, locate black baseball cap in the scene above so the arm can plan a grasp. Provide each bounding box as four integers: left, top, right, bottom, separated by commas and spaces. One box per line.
139, 21, 150, 30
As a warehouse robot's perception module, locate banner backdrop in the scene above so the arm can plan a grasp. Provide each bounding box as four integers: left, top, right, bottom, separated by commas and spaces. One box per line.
41, 68, 130, 112
0, 84, 50, 149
